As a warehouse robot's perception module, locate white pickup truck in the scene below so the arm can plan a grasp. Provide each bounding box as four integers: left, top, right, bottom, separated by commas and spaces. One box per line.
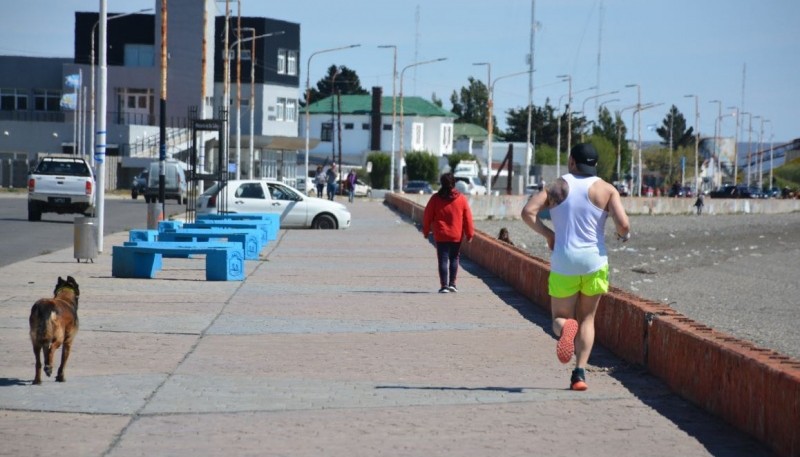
27, 155, 96, 221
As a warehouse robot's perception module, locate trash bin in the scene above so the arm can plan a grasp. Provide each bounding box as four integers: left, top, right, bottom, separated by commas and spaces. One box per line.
74, 216, 98, 262
147, 202, 163, 229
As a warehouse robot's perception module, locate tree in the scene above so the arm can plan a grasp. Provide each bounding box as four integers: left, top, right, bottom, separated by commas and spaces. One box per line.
404, 151, 439, 182
306, 65, 368, 106
431, 92, 443, 108
449, 77, 493, 128
591, 107, 632, 181
366, 152, 391, 189
656, 105, 695, 150
586, 136, 617, 182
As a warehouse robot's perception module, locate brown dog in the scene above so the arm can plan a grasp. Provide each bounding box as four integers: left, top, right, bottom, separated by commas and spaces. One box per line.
29, 276, 80, 385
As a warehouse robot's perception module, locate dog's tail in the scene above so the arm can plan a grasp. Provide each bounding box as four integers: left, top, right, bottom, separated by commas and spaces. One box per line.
29, 300, 58, 346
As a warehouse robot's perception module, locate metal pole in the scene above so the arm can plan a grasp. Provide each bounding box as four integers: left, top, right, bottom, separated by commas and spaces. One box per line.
235, 0, 241, 180
158, 0, 168, 219
223, 0, 230, 179
96, 0, 108, 252
525, 0, 536, 186
249, 29, 255, 179
378, 45, 397, 192
473, 62, 491, 191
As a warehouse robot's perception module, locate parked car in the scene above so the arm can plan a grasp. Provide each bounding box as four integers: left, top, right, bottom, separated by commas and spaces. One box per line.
143, 160, 188, 204
27, 155, 95, 221
613, 182, 630, 197
403, 180, 433, 194
130, 169, 148, 200
353, 179, 372, 197
196, 179, 351, 230
668, 185, 693, 198
709, 185, 752, 199
454, 175, 488, 195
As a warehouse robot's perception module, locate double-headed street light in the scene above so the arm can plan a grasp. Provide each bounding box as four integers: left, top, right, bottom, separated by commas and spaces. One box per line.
304, 44, 361, 185
227, 30, 284, 179
579, 90, 619, 142
398, 57, 447, 192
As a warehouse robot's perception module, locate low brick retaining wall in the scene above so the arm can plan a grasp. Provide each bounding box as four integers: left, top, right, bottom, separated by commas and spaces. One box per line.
386, 192, 800, 457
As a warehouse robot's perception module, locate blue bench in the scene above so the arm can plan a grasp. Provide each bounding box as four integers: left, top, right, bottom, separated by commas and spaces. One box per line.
157, 227, 262, 260
197, 213, 279, 240
112, 241, 244, 281
184, 220, 273, 243
129, 229, 158, 242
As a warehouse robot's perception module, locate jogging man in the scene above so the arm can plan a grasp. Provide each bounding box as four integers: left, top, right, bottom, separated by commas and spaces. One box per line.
521, 143, 630, 390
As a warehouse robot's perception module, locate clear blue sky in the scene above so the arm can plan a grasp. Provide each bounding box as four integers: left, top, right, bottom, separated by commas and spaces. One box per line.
2, 0, 797, 143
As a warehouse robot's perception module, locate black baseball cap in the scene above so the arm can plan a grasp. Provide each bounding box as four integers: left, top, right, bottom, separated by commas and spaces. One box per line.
570, 143, 598, 176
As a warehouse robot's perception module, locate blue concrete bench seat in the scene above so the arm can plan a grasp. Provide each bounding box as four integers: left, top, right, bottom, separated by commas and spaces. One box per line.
197, 213, 279, 240
157, 227, 262, 260
184, 220, 274, 243
112, 241, 245, 281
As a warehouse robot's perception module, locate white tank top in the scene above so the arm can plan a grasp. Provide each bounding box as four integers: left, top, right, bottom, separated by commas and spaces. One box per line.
549, 173, 608, 275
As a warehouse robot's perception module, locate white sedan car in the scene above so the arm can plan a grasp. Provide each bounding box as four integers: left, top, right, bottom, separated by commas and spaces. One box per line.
197, 179, 351, 229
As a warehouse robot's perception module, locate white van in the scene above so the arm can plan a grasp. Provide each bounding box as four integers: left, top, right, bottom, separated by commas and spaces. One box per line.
144, 160, 187, 204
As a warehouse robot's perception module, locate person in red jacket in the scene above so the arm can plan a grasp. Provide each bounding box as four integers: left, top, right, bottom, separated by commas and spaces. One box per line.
422, 173, 475, 293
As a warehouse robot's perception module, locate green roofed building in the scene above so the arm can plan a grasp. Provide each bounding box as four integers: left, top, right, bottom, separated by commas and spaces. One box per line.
301, 89, 457, 166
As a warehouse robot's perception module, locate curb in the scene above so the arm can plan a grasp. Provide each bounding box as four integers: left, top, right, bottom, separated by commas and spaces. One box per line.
386, 192, 800, 457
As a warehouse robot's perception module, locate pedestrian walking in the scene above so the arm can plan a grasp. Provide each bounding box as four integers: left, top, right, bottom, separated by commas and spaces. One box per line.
346, 169, 357, 203
694, 194, 704, 215
326, 164, 338, 201
314, 166, 326, 198
520, 143, 631, 391
422, 173, 475, 294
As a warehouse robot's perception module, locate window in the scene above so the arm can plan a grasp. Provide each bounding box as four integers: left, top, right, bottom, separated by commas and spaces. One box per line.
235, 182, 266, 199
413, 123, 424, 150
287, 50, 298, 76
277, 49, 287, 74
285, 99, 296, 121
239, 49, 251, 61
441, 124, 452, 147
362, 123, 370, 130
124, 44, 155, 67
1, 88, 27, 111
344, 123, 354, 130
35, 89, 61, 112
320, 122, 333, 142
382, 124, 392, 131
275, 98, 286, 121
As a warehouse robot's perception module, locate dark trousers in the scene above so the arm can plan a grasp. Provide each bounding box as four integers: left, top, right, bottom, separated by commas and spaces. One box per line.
435, 241, 462, 288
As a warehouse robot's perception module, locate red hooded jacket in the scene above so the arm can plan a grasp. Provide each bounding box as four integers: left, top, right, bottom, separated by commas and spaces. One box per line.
422, 190, 475, 242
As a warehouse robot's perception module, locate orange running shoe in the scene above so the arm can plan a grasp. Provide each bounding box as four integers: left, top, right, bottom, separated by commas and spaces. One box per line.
570, 367, 588, 391
556, 319, 578, 363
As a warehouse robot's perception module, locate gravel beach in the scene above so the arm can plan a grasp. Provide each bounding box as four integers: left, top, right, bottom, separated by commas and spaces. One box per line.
476, 211, 800, 361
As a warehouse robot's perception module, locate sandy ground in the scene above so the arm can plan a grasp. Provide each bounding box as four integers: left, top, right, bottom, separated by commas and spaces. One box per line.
476, 211, 800, 361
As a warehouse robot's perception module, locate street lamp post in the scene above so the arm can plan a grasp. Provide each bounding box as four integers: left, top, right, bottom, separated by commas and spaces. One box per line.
728, 106, 739, 184
472, 62, 491, 190
684, 95, 700, 192
399, 57, 447, 192
556, 75, 572, 159
709, 99, 722, 188
90, 8, 152, 168
304, 44, 360, 186
378, 45, 397, 192
617, 104, 639, 185
625, 84, 641, 195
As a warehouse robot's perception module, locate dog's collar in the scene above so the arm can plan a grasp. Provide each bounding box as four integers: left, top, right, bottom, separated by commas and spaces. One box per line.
55, 286, 76, 295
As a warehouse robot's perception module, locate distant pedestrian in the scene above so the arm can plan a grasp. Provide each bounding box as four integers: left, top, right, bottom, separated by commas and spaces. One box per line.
314, 166, 326, 198
326, 164, 338, 201
346, 169, 357, 203
694, 194, 704, 215
521, 143, 630, 391
422, 173, 475, 294
498, 227, 514, 246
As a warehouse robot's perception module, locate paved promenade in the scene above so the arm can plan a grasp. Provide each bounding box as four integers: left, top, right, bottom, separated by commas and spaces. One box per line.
0, 200, 774, 456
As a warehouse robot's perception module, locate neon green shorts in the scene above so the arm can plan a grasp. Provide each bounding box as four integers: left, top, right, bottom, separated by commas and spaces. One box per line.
548, 264, 609, 298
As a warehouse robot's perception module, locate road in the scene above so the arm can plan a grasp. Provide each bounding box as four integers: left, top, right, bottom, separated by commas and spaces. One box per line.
0, 194, 186, 268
